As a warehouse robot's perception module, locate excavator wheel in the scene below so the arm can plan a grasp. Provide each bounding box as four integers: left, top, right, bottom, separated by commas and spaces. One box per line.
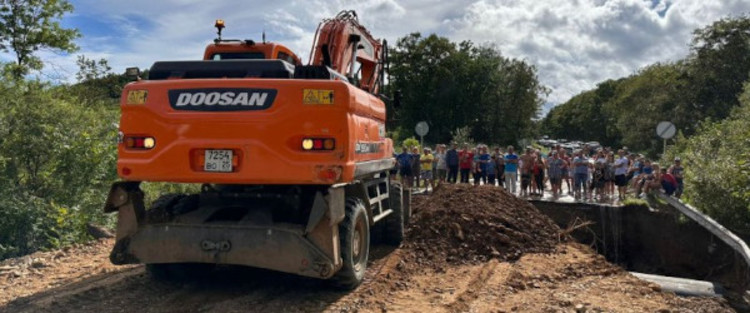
332, 197, 370, 290
383, 182, 405, 246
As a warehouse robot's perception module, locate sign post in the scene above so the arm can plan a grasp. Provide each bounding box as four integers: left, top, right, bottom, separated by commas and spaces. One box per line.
656, 121, 676, 155
415, 121, 429, 148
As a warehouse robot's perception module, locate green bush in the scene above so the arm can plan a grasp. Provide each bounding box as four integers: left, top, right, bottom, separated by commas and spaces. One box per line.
399, 137, 420, 150
141, 182, 202, 205
0, 80, 118, 259
663, 82, 750, 236
450, 126, 475, 147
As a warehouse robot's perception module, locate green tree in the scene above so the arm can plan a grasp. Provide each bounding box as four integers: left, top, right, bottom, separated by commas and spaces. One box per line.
76, 55, 111, 81
663, 82, 750, 236
72, 55, 131, 104
542, 79, 622, 147
0, 0, 80, 79
603, 63, 685, 156
0, 80, 118, 258
389, 33, 545, 146
684, 15, 750, 126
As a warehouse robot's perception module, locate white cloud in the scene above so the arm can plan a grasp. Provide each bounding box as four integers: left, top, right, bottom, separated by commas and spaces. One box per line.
9, 0, 750, 108
444, 0, 750, 105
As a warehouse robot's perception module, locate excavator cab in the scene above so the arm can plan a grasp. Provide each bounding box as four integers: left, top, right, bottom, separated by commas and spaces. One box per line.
202, 19, 302, 65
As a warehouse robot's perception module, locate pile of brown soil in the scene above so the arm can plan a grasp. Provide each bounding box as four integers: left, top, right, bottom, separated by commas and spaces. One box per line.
406, 185, 561, 268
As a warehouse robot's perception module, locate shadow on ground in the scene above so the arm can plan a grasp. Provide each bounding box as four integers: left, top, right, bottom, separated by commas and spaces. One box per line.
1, 244, 399, 313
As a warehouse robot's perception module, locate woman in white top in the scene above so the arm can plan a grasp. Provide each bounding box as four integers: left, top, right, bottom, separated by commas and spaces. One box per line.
434, 144, 448, 183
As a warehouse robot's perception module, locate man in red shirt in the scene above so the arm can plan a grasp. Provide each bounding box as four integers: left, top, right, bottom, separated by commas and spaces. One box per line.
458, 145, 474, 184
661, 168, 678, 196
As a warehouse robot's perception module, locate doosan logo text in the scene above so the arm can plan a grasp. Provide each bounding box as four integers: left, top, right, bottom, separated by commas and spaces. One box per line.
176, 92, 268, 106
168, 88, 277, 111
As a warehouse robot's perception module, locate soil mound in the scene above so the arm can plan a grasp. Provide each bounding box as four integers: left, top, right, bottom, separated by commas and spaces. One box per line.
407, 184, 561, 267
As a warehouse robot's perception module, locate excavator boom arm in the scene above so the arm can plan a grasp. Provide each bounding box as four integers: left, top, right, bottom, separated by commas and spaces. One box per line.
309, 10, 385, 94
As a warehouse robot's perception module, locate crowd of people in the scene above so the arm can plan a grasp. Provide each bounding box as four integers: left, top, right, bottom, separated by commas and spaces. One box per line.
394, 143, 685, 202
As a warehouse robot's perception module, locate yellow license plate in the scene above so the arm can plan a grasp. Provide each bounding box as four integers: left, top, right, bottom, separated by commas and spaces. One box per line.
126, 90, 148, 105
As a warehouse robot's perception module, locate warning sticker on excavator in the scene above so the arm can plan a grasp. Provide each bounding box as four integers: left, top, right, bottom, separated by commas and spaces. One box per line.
303, 89, 334, 105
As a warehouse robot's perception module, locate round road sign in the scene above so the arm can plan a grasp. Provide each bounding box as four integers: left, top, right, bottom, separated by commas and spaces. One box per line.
415, 121, 429, 137
656, 121, 676, 139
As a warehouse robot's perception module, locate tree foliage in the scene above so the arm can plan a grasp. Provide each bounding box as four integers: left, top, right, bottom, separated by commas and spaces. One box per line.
662, 82, 750, 236
541, 15, 750, 157
71, 55, 131, 103
389, 33, 546, 146
0, 80, 118, 258
686, 16, 750, 123
543, 79, 621, 146
0, 0, 80, 79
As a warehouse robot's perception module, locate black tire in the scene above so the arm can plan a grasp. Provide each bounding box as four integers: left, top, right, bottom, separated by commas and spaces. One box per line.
332, 198, 370, 290
146, 263, 215, 282
383, 182, 405, 246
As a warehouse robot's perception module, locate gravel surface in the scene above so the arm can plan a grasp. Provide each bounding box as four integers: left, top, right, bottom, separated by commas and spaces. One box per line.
0, 184, 734, 312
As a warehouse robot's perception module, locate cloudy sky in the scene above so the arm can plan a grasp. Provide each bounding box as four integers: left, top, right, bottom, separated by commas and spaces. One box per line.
19, 0, 750, 111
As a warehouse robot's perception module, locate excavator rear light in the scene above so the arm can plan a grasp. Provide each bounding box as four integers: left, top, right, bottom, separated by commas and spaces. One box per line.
302, 139, 314, 150
301, 138, 335, 151
124, 135, 156, 150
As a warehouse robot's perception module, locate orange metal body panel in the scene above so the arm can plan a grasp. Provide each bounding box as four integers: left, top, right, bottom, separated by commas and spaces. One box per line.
118, 79, 393, 185
203, 42, 301, 64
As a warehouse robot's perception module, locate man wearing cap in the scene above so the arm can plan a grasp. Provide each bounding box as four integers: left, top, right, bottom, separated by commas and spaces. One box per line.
668, 157, 685, 198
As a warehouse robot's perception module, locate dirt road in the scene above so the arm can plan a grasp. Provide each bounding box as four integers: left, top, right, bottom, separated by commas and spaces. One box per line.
0, 186, 735, 313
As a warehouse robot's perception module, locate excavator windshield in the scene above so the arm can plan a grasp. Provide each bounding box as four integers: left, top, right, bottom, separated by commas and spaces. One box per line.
210, 52, 265, 60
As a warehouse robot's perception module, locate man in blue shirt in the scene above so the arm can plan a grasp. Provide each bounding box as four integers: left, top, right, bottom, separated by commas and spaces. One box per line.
395, 146, 413, 189
478, 146, 491, 185
446, 142, 460, 184
504, 146, 519, 194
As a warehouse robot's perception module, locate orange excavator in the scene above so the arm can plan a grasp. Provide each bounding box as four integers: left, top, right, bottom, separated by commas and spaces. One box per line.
104, 10, 407, 288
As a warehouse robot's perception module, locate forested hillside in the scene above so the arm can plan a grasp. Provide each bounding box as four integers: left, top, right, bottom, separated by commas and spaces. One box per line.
542, 16, 750, 157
